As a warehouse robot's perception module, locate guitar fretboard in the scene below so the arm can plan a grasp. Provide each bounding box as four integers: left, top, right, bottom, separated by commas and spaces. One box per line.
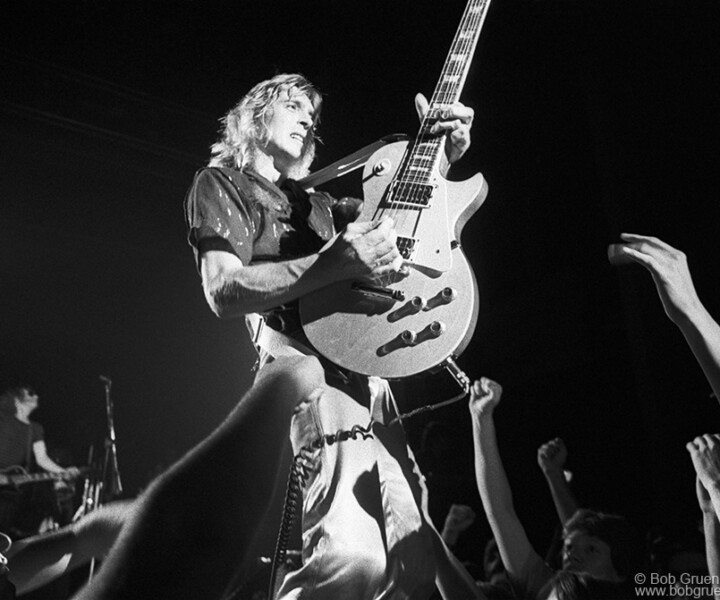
396, 0, 491, 191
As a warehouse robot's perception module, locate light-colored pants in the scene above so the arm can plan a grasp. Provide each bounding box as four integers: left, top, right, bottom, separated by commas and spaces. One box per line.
268, 355, 438, 600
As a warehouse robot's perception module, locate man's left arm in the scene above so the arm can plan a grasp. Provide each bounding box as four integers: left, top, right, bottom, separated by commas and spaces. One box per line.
414, 93, 474, 177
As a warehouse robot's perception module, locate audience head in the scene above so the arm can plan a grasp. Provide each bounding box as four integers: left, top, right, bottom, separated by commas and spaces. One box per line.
562, 509, 642, 581
647, 523, 707, 577
548, 570, 630, 600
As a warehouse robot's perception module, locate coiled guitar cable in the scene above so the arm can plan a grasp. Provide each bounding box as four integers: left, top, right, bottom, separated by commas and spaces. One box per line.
268, 423, 375, 598
267, 366, 470, 599
220, 360, 471, 600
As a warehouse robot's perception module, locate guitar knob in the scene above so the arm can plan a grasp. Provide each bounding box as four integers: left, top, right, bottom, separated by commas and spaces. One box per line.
377, 329, 418, 356
373, 158, 392, 175
400, 330, 417, 346
409, 296, 426, 313
440, 287, 457, 303
387, 297, 426, 322
428, 321, 445, 338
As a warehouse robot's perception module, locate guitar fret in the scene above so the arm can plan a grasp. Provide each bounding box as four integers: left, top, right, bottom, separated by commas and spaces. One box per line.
400, 0, 490, 184
413, 145, 438, 155
409, 155, 436, 165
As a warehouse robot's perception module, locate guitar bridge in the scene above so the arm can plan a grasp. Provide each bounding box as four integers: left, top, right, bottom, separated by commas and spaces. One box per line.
396, 236, 418, 261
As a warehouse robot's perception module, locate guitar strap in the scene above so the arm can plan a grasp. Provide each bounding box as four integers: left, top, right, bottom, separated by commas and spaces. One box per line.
246, 313, 356, 387
296, 134, 408, 191
246, 313, 319, 360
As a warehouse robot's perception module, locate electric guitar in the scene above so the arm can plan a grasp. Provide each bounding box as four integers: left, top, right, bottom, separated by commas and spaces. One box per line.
300, 0, 492, 379
0, 465, 88, 489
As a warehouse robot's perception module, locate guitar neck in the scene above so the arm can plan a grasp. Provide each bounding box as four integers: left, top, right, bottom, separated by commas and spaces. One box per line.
405, 0, 492, 181
431, 0, 491, 108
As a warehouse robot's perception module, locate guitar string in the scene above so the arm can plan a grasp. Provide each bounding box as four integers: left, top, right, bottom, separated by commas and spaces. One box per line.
375, 2, 455, 284
416, 0, 484, 213
380, 0, 485, 289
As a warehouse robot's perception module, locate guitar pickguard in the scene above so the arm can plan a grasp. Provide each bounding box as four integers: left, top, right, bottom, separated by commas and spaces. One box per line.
363, 144, 453, 274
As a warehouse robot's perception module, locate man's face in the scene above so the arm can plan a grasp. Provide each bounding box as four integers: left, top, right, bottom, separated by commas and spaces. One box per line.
16, 389, 39, 415
561, 531, 620, 581
264, 88, 315, 168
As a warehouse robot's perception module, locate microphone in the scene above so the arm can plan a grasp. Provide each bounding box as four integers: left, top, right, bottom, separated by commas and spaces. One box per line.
99, 375, 112, 387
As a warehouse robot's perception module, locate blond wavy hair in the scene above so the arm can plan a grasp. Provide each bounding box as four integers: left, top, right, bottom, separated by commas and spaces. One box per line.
209, 73, 322, 178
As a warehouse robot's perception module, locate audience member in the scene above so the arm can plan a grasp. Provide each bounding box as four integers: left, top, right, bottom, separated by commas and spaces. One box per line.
469, 377, 641, 599
609, 234, 720, 402
547, 570, 631, 600
4, 500, 132, 596
477, 538, 514, 600
440, 503, 476, 550
687, 433, 720, 588
537, 438, 579, 527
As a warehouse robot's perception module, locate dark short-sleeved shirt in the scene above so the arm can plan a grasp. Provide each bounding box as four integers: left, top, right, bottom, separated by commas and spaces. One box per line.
185, 166, 336, 268
0, 416, 44, 469
184, 166, 338, 334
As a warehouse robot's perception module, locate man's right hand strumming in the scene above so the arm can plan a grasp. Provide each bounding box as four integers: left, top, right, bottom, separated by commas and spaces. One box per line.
318, 217, 407, 282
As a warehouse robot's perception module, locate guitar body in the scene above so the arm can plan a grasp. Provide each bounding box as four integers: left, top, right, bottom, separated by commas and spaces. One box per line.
300, 141, 488, 379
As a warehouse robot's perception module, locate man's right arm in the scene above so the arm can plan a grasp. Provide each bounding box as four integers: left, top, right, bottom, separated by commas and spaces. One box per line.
469, 379, 548, 594
201, 217, 404, 318
609, 234, 720, 402
688, 437, 720, 599
537, 438, 579, 526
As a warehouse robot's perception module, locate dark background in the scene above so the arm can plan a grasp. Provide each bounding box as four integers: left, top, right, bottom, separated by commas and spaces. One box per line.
1, 0, 719, 565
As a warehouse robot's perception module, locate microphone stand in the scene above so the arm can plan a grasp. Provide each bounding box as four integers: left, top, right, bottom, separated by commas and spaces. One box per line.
101, 377, 123, 499
86, 377, 123, 583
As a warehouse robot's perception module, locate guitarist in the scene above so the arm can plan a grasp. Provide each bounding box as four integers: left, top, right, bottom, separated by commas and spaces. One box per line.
187, 73, 477, 599
72, 73, 480, 600
0, 386, 80, 538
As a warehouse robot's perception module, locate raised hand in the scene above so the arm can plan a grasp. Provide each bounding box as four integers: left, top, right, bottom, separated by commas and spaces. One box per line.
608, 234, 702, 324
687, 434, 720, 492
415, 93, 474, 165
537, 438, 568, 474
441, 504, 476, 547
468, 377, 503, 418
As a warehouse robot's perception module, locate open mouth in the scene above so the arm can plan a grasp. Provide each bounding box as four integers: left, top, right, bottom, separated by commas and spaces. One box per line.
290, 133, 305, 144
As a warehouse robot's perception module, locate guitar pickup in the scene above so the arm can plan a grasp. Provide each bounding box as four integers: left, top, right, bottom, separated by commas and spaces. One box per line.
383, 181, 435, 208
351, 282, 405, 302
